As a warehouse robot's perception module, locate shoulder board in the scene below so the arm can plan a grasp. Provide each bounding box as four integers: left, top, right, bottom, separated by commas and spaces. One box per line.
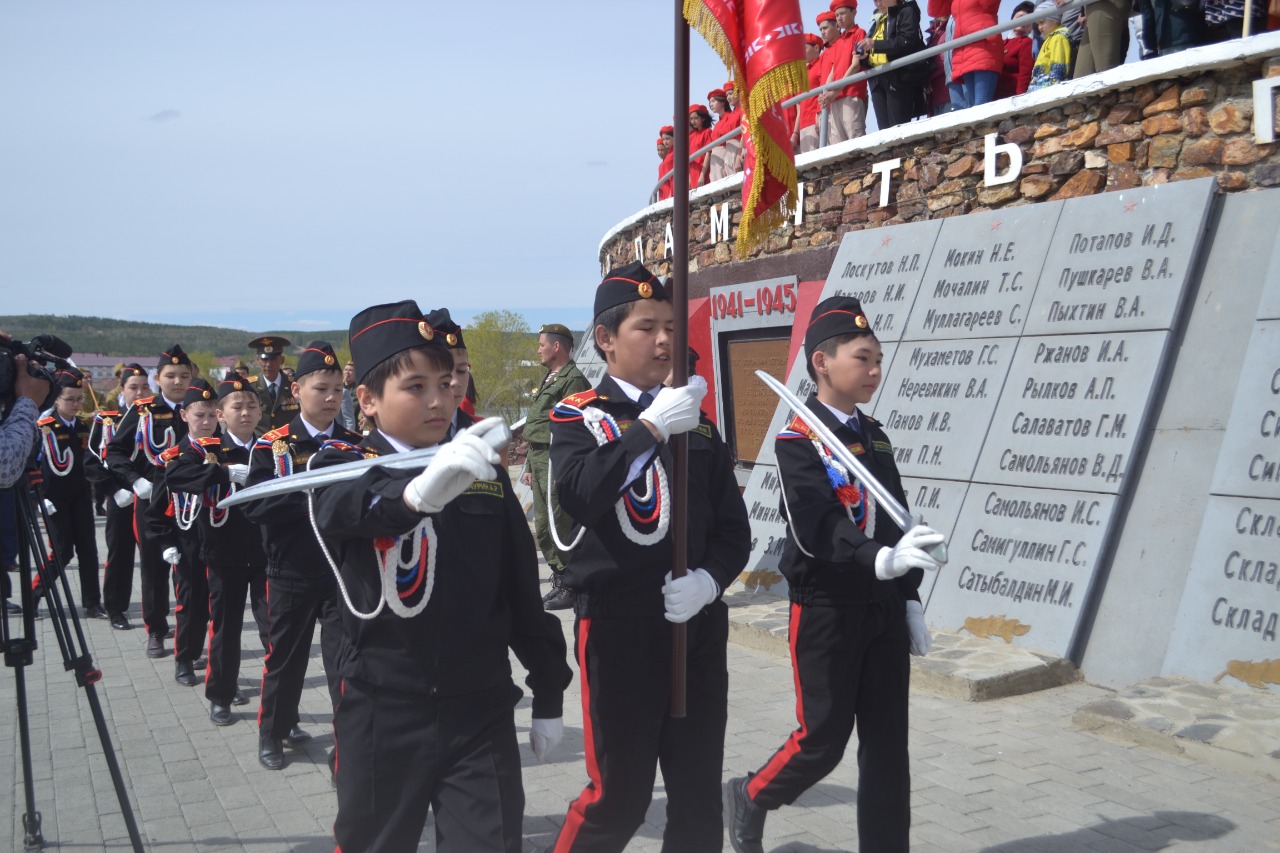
872, 439, 893, 454
779, 414, 815, 439
160, 446, 182, 462
136, 396, 155, 406
37, 416, 55, 427
560, 389, 599, 408
262, 426, 289, 441
193, 437, 221, 448
247, 375, 259, 383
320, 439, 361, 453
96, 410, 120, 418
863, 414, 881, 427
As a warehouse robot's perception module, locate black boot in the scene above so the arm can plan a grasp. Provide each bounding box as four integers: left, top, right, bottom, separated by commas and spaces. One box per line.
544, 571, 573, 611
727, 776, 766, 853
541, 569, 561, 604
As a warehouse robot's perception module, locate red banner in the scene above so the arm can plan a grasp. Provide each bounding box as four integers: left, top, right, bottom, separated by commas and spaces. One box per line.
684, 0, 808, 256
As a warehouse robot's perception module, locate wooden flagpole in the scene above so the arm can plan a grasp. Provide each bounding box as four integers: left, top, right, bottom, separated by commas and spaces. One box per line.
669, 0, 691, 719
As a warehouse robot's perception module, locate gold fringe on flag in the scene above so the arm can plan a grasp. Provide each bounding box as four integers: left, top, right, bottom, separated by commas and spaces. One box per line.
737, 58, 809, 257
682, 0, 744, 87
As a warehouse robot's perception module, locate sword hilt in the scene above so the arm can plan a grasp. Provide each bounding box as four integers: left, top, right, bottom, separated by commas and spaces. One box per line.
909, 512, 949, 565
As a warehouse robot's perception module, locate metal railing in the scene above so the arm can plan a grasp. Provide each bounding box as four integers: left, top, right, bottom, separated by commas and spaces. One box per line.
651, 0, 1100, 203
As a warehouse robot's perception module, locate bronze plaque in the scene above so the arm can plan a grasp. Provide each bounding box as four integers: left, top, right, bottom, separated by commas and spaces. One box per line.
726, 337, 790, 465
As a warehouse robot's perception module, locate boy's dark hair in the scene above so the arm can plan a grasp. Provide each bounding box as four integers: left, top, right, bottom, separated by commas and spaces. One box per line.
361, 345, 454, 397
805, 333, 875, 382
217, 388, 259, 409
1013, 1, 1035, 15
546, 332, 573, 354
297, 367, 343, 387
591, 303, 636, 360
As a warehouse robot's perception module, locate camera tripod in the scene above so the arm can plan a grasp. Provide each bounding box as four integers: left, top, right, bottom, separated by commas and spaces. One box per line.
1, 477, 144, 852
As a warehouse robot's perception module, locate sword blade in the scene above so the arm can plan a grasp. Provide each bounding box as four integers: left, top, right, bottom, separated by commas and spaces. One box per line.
754, 370, 948, 563
217, 416, 514, 509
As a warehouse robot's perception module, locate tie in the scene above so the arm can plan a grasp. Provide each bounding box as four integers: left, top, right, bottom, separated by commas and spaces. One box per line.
317, 433, 329, 443
638, 391, 655, 408
847, 416, 862, 437
269, 384, 278, 402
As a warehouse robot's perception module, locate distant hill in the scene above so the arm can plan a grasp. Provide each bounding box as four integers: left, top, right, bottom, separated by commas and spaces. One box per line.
0, 315, 348, 358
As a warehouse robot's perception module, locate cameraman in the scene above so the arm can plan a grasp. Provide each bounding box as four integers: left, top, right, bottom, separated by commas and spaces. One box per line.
1, 351, 52, 488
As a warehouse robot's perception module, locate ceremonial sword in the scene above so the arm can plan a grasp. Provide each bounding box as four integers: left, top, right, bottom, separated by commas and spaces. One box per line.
754, 370, 948, 564
215, 417, 513, 509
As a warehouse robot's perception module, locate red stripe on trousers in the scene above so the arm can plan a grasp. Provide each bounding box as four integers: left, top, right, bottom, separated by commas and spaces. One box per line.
554, 617, 600, 853
257, 578, 272, 728
748, 602, 807, 800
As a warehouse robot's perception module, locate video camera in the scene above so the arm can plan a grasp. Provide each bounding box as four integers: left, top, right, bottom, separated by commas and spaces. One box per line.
0, 334, 75, 413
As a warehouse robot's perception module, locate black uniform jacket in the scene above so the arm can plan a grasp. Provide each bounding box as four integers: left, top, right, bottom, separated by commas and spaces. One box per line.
311, 430, 571, 717
37, 414, 92, 502
775, 394, 921, 606
144, 438, 202, 554
548, 374, 750, 613
86, 410, 128, 492
104, 396, 187, 487
166, 429, 267, 568
242, 414, 364, 581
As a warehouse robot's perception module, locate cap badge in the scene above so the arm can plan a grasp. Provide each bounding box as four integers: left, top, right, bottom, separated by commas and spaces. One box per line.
202, 389, 212, 399
418, 321, 434, 341
638, 281, 654, 299
233, 381, 243, 390
263, 345, 274, 354
446, 333, 459, 346
855, 314, 869, 329
324, 354, 335, 366
171, 357, 179, 364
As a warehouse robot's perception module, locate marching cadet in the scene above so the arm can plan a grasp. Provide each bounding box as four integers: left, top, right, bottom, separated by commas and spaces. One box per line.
311, 299, 570, 853
243, 341, 362, 770
247, 335, 300, 433
549, 262, 750, 852
425, 308, 476, 435
34, 369, 106, 618
166, 375, 271, 725
106, 345, 194, 658
87, 363, 152, 630
725, 296, 944, 853
147, 379, 220, 686
519, 322, 591, 611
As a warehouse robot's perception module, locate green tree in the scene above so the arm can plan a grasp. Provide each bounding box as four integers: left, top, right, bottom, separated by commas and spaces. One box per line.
465, 310, 540, 423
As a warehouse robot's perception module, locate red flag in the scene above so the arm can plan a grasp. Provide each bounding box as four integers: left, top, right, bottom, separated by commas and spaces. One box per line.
684, 0, 808, 256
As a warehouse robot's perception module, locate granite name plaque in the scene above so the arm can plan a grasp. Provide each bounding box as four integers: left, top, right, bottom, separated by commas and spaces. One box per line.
1258, 238, 1280, 322
901, 477, 973, 609
571, 335, 608, 387
926, 483, 1118, 656
1209, 321, 1280, 500
904, 203, 1063, 342
1163, 494, 1280, 695
824, 218, 944, 343
973, 330, 1169, 494
869, 337, 1013, 481
1025, 178, 1215, 336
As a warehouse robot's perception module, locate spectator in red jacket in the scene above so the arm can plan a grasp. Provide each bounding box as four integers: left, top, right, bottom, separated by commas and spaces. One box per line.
794, 33, 826, 153
658, 126, 675, 200
689, 104, 715, 188
705, 87, 744, 183
930, 0, 1002, 109
996, 1, 1036, 98
821, 2, 870, 144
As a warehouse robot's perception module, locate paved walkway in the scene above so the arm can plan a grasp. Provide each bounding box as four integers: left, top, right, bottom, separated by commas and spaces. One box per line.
2, 516, 1278, 851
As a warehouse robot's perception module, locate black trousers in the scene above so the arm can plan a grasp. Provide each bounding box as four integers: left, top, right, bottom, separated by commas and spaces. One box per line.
554, 601, 728, 853
870, 78, 925, 132
41, 489, 101, 608
172, 532, 208, 663
102, 498, 137, 615
333, 679, 524, 853
746, 598, 911, 853
205, 560, 269, 705
257, 575, 342, 738
134, 497, 171, 639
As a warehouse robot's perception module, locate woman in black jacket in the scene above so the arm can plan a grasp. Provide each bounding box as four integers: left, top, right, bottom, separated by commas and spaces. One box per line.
861, 0, 929, 129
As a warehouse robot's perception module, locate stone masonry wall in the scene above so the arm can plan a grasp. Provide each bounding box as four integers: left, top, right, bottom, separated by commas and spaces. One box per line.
601, 53, 1280, 286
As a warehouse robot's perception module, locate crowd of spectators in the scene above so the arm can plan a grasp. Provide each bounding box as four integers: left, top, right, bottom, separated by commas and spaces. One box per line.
656, 0, 1279, 195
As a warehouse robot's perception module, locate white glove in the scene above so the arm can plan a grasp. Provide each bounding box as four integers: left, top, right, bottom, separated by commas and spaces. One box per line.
402, 420, 503, 514
906, 600, 932, 656
162, 546, 181, 565
132, 479, 154, 500
530, 717, 564, 762
662, 568, 719, 624
226, 464, 250, 485
875, 524, 945, 580
640, 378, 707, 441
42, 499, 56, 516
113, 489, 134, 508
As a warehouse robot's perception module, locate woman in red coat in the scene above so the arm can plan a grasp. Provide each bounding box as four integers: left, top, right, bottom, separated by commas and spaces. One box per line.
929, 0, 1001, 109
995, 1, 1035, 99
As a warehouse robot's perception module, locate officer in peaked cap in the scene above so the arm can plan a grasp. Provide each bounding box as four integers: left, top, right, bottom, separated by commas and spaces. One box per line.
247, 335, 299, 433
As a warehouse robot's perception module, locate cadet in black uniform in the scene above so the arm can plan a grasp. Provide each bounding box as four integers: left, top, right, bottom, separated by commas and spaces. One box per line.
549, 262, 751, 853
425, 308, 477, 436
312, 299, 570, 853
726, 297, 945, 853
146, 379, 221, 686
248, 335, 301, 433
87, 363, 152, 629
35, 369, 106, 618
243, 341, 362, 770
105, 345, 194, 658
166, 375, 271, 725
